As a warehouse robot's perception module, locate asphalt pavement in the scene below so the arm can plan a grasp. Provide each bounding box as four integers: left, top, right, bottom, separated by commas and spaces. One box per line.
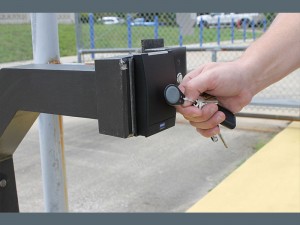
13, 114, 289, 212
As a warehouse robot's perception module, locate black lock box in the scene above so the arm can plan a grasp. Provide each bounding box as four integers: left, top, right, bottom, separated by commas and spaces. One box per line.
95, 46, 186, 138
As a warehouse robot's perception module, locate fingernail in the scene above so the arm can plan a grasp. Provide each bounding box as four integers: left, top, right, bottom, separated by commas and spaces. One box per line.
217, 115, 224, 123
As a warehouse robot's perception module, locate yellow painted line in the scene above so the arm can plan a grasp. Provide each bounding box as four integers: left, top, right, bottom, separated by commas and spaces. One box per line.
187, 122, 300, 212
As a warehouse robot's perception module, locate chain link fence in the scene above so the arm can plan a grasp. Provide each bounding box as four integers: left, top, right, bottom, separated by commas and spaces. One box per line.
0, 13, 299, 120
75, 12, 299, 120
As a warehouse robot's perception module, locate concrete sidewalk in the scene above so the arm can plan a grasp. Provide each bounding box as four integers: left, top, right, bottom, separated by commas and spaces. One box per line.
13, 114, 289, 212
188, 122, 300, 212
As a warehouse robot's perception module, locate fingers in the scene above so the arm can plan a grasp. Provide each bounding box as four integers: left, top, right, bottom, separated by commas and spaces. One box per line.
180, 65, 206, 87
196, 126, 220, 138
176, 103, 217, 119
178, 65, 207, 106
189, 111, 225, 129
180, 73, 216, 108
177, 103, 225, 138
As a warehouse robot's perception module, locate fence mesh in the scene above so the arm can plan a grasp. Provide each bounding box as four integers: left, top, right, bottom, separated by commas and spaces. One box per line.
0, 13, 299, 119
76, 12, 299, 119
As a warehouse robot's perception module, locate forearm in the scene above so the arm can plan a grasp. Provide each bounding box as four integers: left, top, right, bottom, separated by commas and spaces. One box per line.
238, 13, 300, 96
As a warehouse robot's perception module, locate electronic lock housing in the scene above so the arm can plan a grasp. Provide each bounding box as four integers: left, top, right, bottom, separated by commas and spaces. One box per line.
96, 39, 186, 138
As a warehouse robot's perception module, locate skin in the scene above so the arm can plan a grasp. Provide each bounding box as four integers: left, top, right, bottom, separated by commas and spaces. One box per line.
176, 13, 300, 137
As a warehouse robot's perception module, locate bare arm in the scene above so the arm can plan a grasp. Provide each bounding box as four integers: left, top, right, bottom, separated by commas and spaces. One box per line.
177, 13, 300, 137
240, 13, 300, 96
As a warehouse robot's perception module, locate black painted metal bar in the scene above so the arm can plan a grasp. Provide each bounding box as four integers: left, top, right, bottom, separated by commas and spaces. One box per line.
0, 157, 19, 212
0, 64, 97, 137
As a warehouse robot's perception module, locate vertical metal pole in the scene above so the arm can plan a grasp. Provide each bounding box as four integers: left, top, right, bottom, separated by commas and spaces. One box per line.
154, 15, 159, 39
31, 13, 68, 212
199, 18, 203, 47
127, 14, 132, 48
212, 51, 217, 62
89, 13, 95, 59
75, 13, 83, 63
179, 27, 183, 47
231, 18, 234, 44
252, 19, 256, 40
263, 18, 267, 32
217, 17, 220, 45
243, 19, 247, 42
0, 158, 19, 212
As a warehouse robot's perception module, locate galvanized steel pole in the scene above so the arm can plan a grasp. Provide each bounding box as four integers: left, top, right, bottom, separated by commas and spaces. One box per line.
31, 13, 68, 212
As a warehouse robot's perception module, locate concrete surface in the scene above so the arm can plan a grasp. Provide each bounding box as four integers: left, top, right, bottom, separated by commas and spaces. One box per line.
188, 122, 300, 212
13, 114, 289, 212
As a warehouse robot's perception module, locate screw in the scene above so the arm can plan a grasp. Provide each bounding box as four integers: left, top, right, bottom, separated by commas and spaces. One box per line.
0, 179, 7, 188
177, 73, 183, 84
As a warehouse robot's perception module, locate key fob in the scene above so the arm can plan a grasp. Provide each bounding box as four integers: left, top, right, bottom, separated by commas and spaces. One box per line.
164, 84, 236, 129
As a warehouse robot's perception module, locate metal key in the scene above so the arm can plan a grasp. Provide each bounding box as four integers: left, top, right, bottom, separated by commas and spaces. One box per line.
193, 99, 229, 148
164, 84, 234, 148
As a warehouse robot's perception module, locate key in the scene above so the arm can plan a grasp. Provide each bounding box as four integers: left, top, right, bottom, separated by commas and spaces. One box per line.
217, 130, 228, 148
164, 84, 234, 148
194, 101, 229, 149
164, 84, 236, 129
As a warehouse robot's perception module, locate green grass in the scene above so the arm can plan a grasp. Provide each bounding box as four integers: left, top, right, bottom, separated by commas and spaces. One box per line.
253, 134, 276, 152
81, 24, 263, 48
0, 23, 263, 63
0, 24, 76, 63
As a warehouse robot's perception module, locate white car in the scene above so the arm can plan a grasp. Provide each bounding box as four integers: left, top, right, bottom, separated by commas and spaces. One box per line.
98, 16, 125, 25
197, 13, 265, 28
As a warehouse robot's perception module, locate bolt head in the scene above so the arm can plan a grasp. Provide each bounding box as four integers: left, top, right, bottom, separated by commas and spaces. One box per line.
177, 73, 183, 84
0, 179, 7, 188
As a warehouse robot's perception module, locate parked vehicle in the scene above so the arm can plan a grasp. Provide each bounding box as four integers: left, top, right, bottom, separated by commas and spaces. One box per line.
196, 13, 265, 28
98, 16, 125, 25
130, 18, 156, 26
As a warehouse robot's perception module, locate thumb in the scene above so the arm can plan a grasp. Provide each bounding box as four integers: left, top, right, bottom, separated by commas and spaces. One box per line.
180, 75, 210, 107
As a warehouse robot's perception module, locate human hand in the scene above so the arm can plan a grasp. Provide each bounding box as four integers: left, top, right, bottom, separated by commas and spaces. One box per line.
176, 61, 253, 137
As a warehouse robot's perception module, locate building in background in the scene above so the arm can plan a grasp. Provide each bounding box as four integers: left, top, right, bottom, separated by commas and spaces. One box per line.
0, 13, 75, 24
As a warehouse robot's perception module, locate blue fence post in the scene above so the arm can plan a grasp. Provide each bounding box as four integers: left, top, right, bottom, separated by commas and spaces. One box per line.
252, 19, 256, 40
154, 16, 159, 39
243, 19, 247, 42
179, 27, 183, 47
127, 14, 132, 48
217, 16, 221, 45
231, 17, 234, 44
199, 18, 203, 47
88, 13, 95, 59
263, 18, 267, 32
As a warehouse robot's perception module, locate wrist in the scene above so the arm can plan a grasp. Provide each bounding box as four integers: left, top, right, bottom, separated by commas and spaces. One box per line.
235, 56, 261, 98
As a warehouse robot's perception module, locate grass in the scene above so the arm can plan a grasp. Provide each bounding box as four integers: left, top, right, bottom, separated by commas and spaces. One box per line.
253, 133, 276, 152
81, 24, 263, 48
0, 23, 263, 63
0, 24, 77, 63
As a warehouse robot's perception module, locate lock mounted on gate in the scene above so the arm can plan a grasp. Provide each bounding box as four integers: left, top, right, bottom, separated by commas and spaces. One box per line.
0, 39, 186, 139
96, 39, 187, 137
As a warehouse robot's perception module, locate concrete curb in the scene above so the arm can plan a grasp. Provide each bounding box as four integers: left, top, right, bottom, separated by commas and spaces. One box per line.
187, 122, 300, 212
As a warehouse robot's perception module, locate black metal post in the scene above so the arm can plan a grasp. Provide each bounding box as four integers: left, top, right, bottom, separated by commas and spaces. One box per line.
0, 157, 19, 212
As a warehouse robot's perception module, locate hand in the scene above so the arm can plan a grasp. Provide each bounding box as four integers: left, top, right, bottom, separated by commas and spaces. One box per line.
176, 61, 253, 137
